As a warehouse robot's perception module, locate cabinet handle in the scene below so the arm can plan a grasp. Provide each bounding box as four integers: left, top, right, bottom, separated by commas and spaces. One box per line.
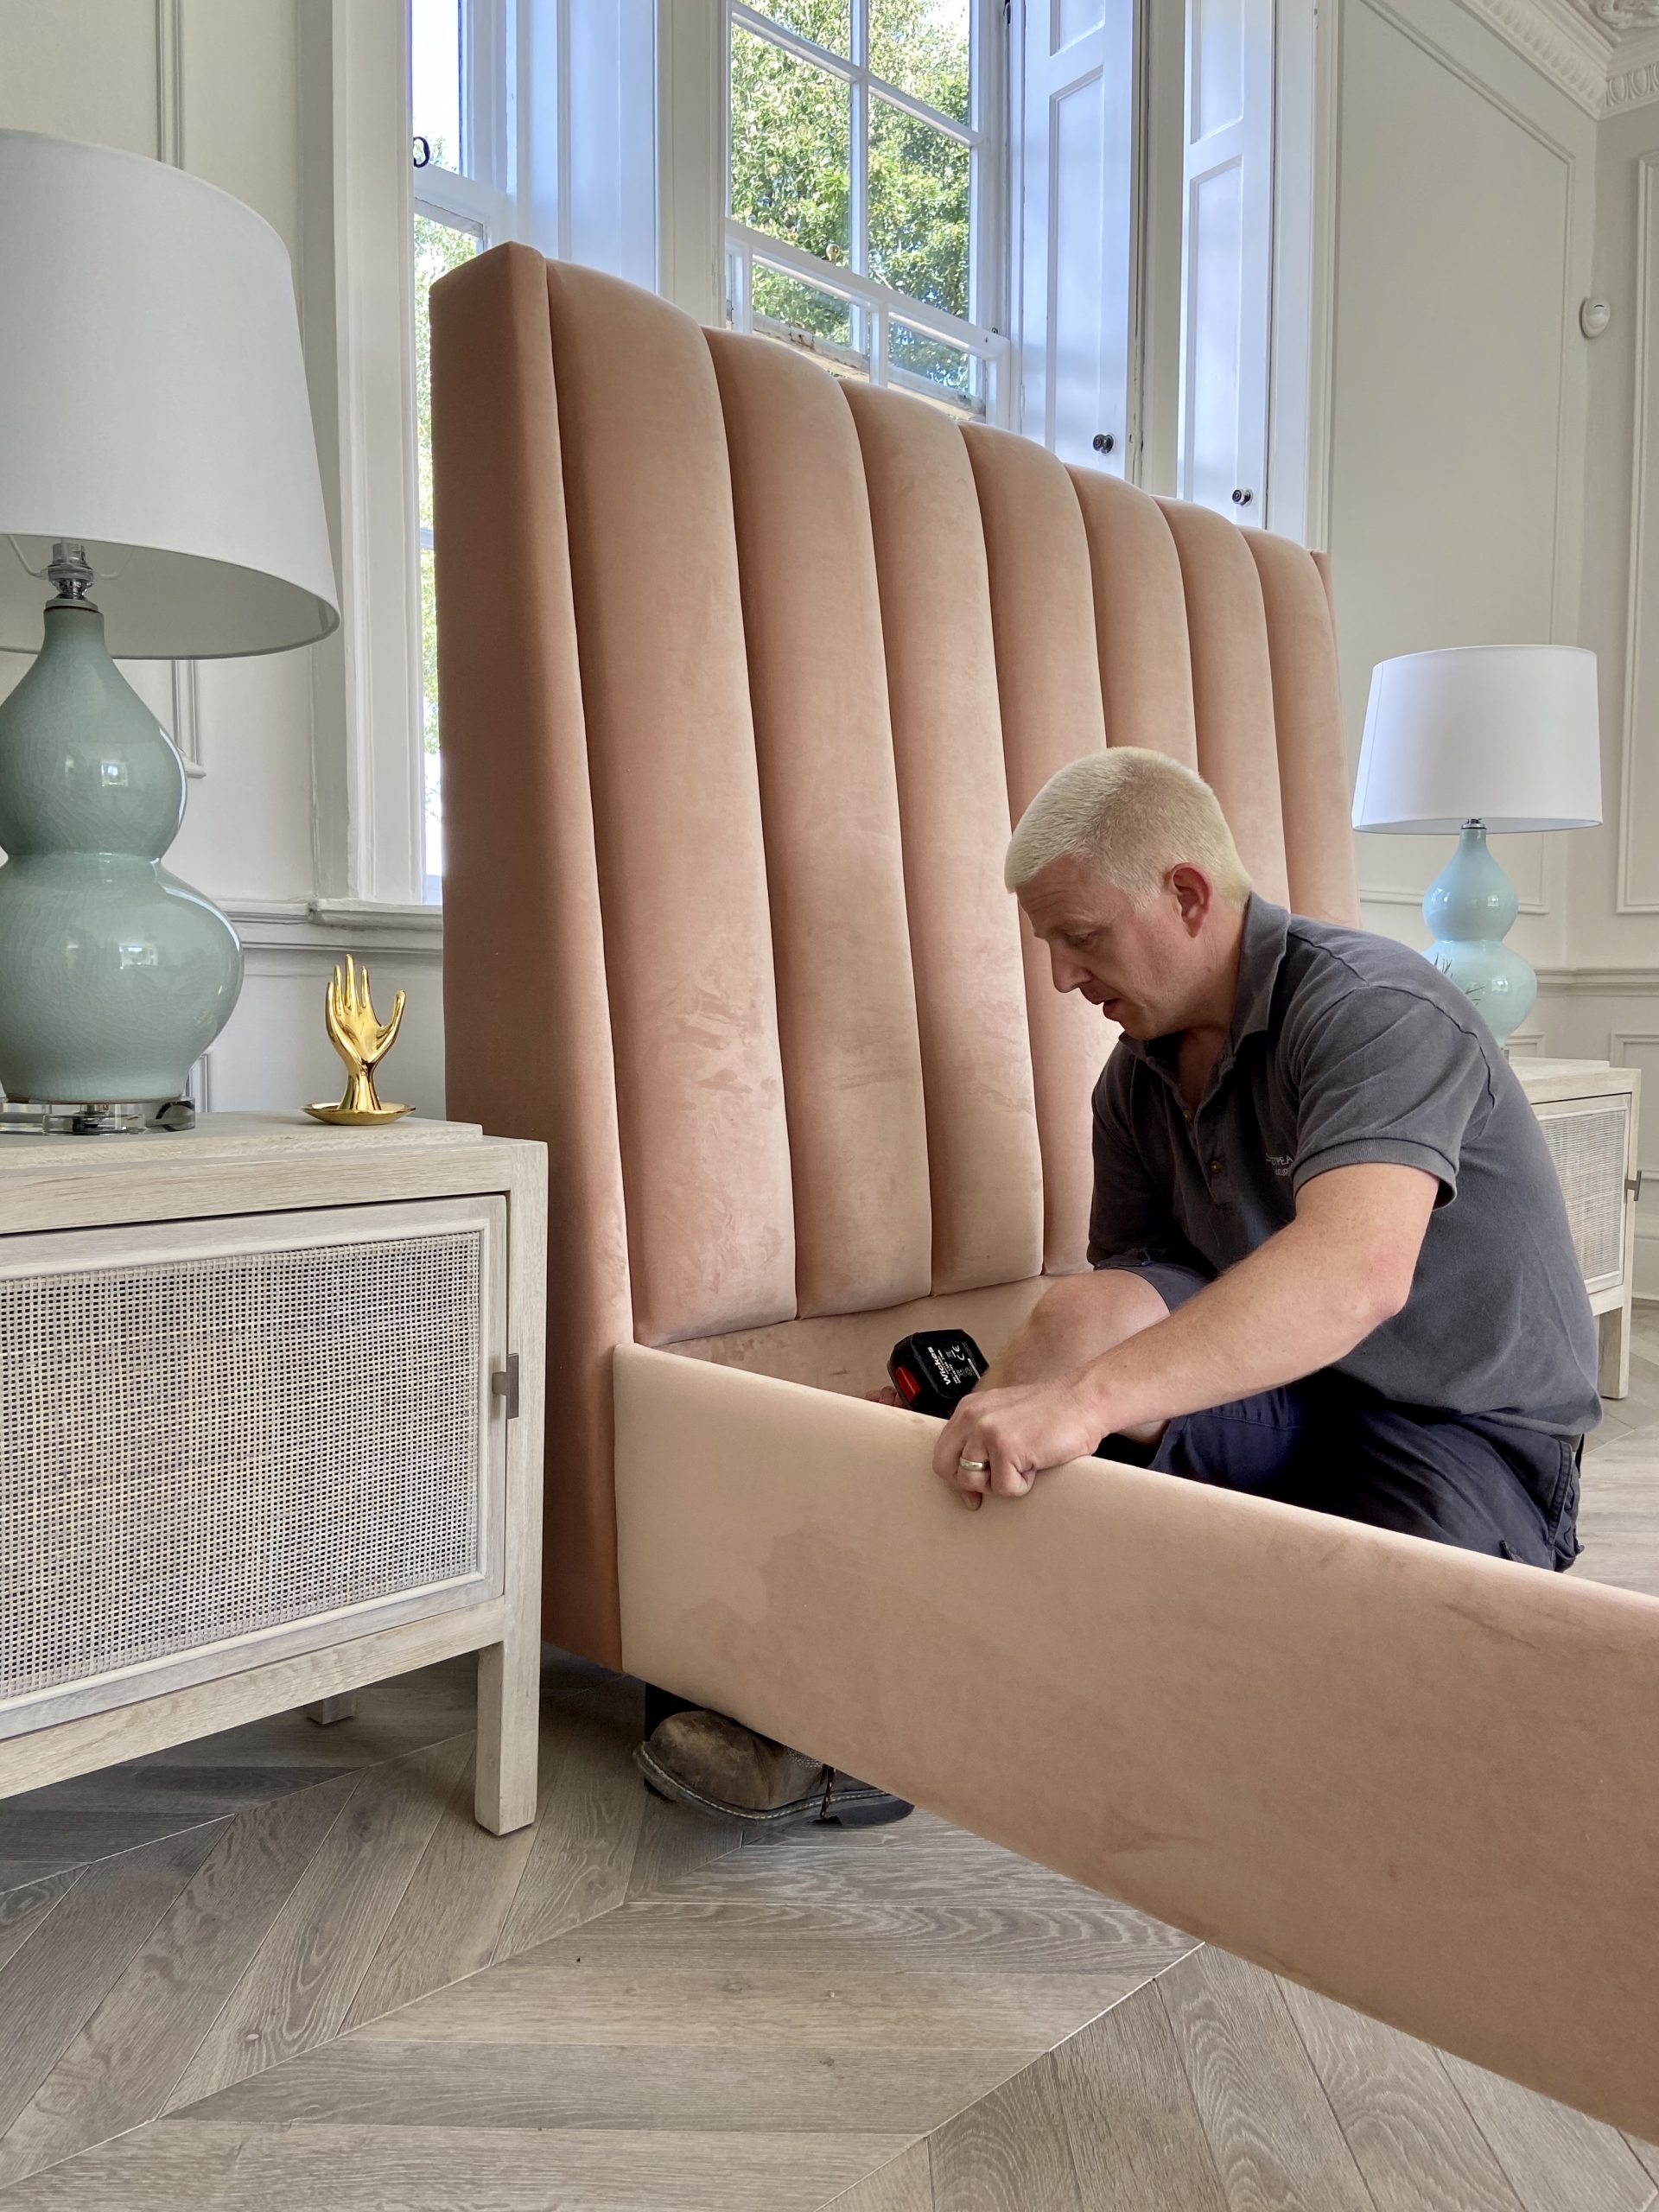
1231, 487, 1254, 506
1092, 432, 1116, 454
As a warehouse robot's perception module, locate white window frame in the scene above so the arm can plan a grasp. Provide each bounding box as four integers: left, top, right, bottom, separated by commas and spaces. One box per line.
410, 5, 520, 901
721, 0, 1011, 424
301, 0, 662, 913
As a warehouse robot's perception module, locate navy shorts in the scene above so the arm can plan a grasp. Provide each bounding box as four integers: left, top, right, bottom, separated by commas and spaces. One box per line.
1096, 1260, 1586, 1573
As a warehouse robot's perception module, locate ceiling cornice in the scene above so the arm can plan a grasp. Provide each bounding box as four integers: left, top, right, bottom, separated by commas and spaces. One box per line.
1608, 27, 1659, 106
1452, 0, 1659, 113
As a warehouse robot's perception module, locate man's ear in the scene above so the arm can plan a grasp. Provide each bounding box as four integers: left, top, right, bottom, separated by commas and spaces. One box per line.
1167, 864, 1214, 935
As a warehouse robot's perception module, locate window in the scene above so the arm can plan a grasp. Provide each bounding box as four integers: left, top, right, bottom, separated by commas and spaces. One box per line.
723, 0, 1008, 423
409, 0, 513, 901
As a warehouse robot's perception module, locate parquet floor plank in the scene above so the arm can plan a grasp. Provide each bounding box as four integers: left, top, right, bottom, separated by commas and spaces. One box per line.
0, 1823, 226, 2139
1440, 2050, 1656, 2212
1051, 1976, 1230, 2212
1277, 1976, 1523, 2212
925, 2046, 1083, 2212
821, 2136, 935, 2210
0, 1772, 357, 2190
161, 1736, 470, 2110
1154, 1943, 1373, 2212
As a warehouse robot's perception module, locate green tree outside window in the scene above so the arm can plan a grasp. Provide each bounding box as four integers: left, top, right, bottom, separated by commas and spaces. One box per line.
730, 0, 973, 372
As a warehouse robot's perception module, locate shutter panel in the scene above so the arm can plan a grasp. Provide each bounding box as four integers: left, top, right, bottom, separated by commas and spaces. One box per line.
1016, 1, 1136, 475
1177, 0, 1274, 518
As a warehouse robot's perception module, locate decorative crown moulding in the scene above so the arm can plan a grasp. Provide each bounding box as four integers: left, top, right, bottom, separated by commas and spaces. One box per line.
1609, 51, 1659, 103
1455, 0, 1659, 112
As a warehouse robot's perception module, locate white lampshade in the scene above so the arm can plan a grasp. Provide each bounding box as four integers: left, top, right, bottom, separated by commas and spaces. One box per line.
0, 130, 339, 658
1352, 645, 1601, 834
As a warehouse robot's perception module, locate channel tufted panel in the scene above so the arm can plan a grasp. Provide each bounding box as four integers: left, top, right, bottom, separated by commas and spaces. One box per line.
430, 244, 631, 1661
965, 425, 1110, 1278
542, 264, 797, 1350
704, 332, 932, 1318
1070, 474, 1199, 762
844, 385, 1046, 1296
1246, 531, 1362, 925
433, 245, 1356, 1662
1157, 500, 1290, 905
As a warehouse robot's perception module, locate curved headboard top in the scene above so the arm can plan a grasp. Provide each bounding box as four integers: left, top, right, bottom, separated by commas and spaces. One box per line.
432, 245, 1357, 1660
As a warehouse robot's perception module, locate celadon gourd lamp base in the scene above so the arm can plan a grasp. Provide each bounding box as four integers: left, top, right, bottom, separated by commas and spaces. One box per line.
1422, 822, 1535, 1050
0, 596, 242, 1103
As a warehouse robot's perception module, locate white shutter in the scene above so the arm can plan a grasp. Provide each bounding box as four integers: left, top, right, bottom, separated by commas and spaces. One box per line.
1016, 1, 1136, 475
1176, 0, 1274, 518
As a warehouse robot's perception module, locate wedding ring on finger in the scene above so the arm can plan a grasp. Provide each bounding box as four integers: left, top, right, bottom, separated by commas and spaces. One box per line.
957, 1457, 990, 1475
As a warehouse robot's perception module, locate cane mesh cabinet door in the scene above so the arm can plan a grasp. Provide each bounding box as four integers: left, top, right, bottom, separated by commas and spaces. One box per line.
1516, 1058, 1641, 1400
0, 1196, 507, 1741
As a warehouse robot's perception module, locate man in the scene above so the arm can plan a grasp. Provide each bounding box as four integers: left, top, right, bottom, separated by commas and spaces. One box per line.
637, 747, 1596, 1827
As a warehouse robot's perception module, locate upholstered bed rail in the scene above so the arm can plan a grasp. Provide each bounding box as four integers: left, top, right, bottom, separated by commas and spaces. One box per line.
615, 1344, 1659, 2141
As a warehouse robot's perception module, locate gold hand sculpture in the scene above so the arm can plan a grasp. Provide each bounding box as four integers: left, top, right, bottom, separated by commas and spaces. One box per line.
304, 955, 412, 1125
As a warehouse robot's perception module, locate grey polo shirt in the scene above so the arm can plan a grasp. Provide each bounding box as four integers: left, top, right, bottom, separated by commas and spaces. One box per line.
1088, 894, 1601, 1438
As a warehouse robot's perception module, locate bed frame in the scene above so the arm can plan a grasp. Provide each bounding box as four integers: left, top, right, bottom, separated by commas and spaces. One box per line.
431, 245, 1659, 2137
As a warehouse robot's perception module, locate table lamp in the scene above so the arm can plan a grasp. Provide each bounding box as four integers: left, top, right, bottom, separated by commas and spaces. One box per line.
1351, 645, 1601, 1048
0, 130, 339, 1132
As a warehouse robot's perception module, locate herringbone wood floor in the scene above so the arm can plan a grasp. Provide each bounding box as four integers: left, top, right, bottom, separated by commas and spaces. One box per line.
3, 1322, 1659, 2210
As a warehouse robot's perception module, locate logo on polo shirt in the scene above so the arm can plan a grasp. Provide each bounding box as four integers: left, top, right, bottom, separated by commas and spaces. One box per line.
1267, 1154, 1294, 1175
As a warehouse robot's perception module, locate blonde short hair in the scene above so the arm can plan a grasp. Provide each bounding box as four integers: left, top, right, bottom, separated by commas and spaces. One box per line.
1004, 747, 1252, 906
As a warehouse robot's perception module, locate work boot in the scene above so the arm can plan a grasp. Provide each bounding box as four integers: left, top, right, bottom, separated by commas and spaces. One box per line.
633, 1708, 913, 1829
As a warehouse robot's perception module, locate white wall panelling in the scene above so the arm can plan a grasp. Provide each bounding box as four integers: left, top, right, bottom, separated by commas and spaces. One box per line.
1615, 151, 1659, 908
1567, 103, 1659, 979
1329, 0, 1596, 973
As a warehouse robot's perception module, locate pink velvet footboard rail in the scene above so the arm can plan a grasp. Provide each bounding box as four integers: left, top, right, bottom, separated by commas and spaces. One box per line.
614, 1344, 1659, 2140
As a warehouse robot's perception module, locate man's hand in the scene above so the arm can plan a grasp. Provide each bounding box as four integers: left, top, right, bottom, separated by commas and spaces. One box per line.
931, 1372, 1104, 1510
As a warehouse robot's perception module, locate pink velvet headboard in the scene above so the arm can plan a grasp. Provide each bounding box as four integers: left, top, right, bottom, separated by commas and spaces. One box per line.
431, 245, 1359, 1668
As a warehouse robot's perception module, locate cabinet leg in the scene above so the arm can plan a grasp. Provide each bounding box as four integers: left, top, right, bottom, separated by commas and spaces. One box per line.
305, 1694, 357, 1726
476, 1630, 540, 1835
1600, 1301, 1633, 1401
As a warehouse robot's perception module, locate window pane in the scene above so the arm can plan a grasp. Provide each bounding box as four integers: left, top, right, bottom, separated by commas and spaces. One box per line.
747, 0, 851, 54
868, 97, 969, 317
729, 24, 851, 271
411, 0, 464, 174
414, 212, 481, 899
752, 262, 853, 346
869, 0, 970, 125
751, 259, 870, 381
888, 319, 982, 417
